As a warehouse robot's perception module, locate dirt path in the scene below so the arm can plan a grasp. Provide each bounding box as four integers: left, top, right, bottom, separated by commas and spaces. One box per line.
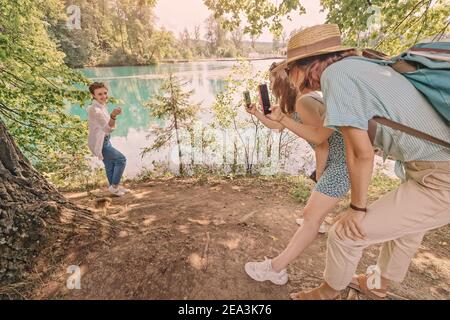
32, 177, 450, 300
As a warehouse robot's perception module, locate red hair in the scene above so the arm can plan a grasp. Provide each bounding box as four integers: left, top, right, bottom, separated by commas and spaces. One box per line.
292, 49, 358, 91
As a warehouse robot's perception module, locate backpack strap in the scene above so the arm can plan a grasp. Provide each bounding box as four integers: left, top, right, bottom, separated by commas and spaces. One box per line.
409, 48, 450, 55
373, 117, 450, 149
407, 50, 450, 63
362, 49, 390, 60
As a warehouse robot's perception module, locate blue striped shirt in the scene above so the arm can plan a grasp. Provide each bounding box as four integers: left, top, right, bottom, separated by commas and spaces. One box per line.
321, 58, 450, 165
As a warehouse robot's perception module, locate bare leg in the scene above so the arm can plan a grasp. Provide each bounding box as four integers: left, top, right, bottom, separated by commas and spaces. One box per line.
271, 191, 340, 272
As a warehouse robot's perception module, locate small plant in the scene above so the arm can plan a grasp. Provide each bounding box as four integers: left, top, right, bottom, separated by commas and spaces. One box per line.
142, 74, 200, 176
291, 175, 314, 204
368, 170, 401, 202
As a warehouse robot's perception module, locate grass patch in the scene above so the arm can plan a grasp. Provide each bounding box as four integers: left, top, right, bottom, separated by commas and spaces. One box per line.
290, 175, 315, 204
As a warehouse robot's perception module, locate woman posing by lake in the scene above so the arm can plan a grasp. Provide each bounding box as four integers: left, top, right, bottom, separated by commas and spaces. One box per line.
87, 82, 130, 197
244, 61, 352, 285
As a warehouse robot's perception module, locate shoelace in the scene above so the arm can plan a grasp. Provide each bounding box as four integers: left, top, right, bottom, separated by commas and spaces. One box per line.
263, 257, 272, 272
263, 257, 287, 276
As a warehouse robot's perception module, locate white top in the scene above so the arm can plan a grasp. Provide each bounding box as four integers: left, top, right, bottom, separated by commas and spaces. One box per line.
87, 100, 114, 160
302, 91, 323, 103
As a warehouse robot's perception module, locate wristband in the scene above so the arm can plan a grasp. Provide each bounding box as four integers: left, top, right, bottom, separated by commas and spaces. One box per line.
110, 115, 116, 120
350, 203, 367, 212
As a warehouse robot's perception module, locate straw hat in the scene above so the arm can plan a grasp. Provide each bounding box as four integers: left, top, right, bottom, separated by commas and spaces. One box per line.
272, 24, 354, 73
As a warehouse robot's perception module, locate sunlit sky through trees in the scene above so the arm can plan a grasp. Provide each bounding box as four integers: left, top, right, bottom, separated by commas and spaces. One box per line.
155, 0, 327, 42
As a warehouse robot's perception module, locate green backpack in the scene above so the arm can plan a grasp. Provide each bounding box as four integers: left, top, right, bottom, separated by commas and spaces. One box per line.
355, 42, 450, 148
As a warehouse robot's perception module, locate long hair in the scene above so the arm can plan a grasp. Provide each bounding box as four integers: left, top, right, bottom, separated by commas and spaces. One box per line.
292, 49, 358, 91
271, 73, 298, 115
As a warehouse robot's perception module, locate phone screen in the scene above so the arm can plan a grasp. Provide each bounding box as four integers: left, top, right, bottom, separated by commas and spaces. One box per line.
259, 84, 271, 115
243, 91, 251, 107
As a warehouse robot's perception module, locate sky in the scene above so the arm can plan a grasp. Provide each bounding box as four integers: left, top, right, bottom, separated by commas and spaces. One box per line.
154, 0, 327, 42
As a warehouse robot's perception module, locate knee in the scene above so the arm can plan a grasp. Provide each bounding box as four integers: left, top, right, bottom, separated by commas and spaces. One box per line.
327, 224, 357, 249
301, 206, 323, 227
117, 155, 127, 164
392, 234, 425, 253
327, 224, 339, 245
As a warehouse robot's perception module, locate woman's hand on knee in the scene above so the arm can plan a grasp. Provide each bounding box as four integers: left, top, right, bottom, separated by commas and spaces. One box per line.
334, 209, 367, 241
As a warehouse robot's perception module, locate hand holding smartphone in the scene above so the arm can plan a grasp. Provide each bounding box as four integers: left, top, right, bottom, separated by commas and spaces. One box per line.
243, 91, 251, 107
111, 107, 122, 117
258, 84, 271, 115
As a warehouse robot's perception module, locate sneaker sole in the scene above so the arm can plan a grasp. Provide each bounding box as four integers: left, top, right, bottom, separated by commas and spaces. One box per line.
109, 192, 124, 197
244, 264, 288, 286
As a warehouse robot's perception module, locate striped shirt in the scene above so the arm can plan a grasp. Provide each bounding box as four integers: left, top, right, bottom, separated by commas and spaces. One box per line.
321, 58, 450, 167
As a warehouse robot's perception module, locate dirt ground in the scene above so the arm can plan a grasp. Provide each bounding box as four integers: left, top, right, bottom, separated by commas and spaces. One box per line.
31, 177, 450, 300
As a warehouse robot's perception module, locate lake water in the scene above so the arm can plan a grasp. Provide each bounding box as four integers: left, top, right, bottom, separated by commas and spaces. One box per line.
69, 60, 396, 179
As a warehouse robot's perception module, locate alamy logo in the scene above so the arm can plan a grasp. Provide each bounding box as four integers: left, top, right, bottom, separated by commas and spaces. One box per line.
66, 5, 81, 30
366, 6, 382, 34
66, 265, 81, 289
366, 5, 382, 47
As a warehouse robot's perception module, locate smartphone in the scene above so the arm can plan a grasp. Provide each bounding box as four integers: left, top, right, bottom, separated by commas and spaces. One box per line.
243, 91, 251, 107
258, 84, 271, 115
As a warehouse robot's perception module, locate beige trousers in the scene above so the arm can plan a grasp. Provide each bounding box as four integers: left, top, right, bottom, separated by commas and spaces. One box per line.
324, 161, 450, 290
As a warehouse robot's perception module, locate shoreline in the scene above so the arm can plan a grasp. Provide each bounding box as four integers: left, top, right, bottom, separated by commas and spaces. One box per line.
76, 56, 285, 69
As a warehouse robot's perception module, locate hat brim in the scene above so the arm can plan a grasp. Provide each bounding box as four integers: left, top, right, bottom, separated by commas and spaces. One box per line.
271, 45, 356, 74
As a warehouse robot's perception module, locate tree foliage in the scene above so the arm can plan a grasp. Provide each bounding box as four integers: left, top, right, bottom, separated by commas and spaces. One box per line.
322, 0, 450, 55
212, 61, 297, 174
48, 0, 279, 66
204, 0, 305, 38
142, 74, 200, 175
49, 0, 174, 67
0, 0, 93, 184
0, 0, 119, 289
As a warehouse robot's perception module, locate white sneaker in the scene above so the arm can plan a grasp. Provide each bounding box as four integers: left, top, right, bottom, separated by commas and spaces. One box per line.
108, 186, 125, 197
119, 186, 131, 194
296, 218, 328, 234
244, 258, 288, 285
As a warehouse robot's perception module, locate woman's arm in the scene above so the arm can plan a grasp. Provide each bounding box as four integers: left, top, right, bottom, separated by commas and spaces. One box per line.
314, 141, 329, 180
105, 107, 122, 132
341, 127, 374, 208
277, 116, 332, 145
333, 127, 375, 241
254, 110, 285, 130
270, 96, 334, 145
246, 103, 285, 130
89, 107, 114, 134
296, 96, 330, 179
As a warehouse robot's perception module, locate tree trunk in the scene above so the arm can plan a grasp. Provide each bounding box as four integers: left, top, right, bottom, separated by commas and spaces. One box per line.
169, 78, 183, 176
125, 23, 134, 55
0, 120, 117, 293
119, 23, 126, 54
173, 119, 183, 176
